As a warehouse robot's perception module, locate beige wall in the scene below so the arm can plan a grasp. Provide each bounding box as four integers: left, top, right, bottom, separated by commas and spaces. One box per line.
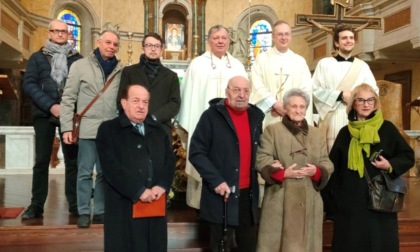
373, 63, 420, 130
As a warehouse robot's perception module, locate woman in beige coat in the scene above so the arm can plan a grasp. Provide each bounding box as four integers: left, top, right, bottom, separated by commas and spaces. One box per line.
256, 88, 333, 252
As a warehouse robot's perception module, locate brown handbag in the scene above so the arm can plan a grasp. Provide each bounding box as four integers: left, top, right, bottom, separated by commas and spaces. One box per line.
70, 74, 116, 143
364, 167, 407, 213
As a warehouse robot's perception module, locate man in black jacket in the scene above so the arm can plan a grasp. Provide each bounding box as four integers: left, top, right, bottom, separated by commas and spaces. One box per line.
189, 76, 264, 252
117, 32, 181, 140
22, 19, 82, 219
96, 84, 175, 251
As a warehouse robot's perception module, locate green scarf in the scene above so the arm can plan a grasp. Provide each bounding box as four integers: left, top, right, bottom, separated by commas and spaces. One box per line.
347, 111, 384, 177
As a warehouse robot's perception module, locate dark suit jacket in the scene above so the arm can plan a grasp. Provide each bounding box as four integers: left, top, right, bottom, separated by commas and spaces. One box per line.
117, 63, 181, 138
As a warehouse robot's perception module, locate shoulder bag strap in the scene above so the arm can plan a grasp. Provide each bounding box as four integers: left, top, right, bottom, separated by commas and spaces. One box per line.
77, 74, 117, 117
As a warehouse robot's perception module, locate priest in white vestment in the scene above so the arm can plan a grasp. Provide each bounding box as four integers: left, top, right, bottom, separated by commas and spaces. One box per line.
251, 20, 313, 128
177, 25, 247, 209
312, 24, 378, 152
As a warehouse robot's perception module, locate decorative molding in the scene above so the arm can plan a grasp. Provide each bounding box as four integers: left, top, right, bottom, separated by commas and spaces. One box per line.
384, 7, 411, 33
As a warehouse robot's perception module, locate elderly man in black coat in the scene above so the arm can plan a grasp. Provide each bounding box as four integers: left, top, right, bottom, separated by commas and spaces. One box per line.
96, 84, 175, 252
189, 76, 264, 252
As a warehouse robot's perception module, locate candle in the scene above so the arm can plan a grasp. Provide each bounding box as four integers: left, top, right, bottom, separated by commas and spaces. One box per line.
100, 0, 103, 30
194, 1, 197, 35
248, 0, 251, 29
128, 0, 131, 31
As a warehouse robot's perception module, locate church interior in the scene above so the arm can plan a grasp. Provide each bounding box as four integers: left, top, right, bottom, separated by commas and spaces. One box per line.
1, 0, 420, 251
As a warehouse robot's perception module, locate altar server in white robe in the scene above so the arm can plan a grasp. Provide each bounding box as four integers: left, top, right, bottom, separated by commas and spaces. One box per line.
251, 20, 313, 128
312, 24, 377, 152
177, 24, 247, 209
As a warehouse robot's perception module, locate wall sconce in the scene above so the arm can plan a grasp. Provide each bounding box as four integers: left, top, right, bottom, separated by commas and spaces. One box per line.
0, 88, 3, 95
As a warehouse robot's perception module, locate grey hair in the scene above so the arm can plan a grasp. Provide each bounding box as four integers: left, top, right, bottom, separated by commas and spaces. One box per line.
99, 30, 120, 41
207, 24, 230, 40
272, 20, 290, 32
48, 19, 68, 30
282, 88, 310, 109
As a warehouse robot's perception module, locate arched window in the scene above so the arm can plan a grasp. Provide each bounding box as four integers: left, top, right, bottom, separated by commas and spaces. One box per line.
249, 20, 272, 62
58, 9, 81, 51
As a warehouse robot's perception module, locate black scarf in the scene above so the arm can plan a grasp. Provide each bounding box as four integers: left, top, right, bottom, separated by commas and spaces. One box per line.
94, 48, 118, 79
139, 54, 162, 80
282, 115, 309, 136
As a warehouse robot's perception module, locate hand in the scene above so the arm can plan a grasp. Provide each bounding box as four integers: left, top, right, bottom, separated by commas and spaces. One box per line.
151, 186, 166, 200
371, 155, 392, 171
284, 163, 308, 179
300, 163, 317, 177
140, 189, 156, 203
62, 132, 74, 144
50, 104, 60, 118
214, 182, 231, 198
272, 101, 286, 117
272, 160, 284, 169
341, 90, 351, 105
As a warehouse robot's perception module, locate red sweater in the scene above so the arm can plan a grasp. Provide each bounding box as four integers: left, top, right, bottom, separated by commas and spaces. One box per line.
225, 99, 251, 189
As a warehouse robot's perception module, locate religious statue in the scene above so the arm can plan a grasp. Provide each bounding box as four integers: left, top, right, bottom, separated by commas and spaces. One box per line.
228, 27, 248, 59
330, 0, 353, 8
102, 22, 120, 34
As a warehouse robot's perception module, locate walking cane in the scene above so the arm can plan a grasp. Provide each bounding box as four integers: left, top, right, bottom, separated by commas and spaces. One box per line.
218, 186, 235, 252
218, 195, 228, 252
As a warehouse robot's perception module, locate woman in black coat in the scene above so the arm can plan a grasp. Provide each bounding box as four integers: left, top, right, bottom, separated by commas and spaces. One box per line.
328, 83, 414, 252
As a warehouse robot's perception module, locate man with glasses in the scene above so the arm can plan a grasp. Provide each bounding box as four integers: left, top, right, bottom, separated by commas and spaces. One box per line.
312, 24, 377, 221
250, 20, 313, 128
177, 24, 247, 209
22, 19, 82, 220
117, 32, 181, 140
60, 29, 123, 228
189, 76, 263, 252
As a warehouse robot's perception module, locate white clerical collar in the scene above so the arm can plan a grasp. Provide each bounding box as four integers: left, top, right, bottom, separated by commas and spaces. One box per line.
274, 47, 290, 56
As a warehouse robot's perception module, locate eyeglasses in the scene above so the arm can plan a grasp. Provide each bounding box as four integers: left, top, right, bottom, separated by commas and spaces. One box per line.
144, 44, 162, 49
49, 29, 68, 35
228, 87, 250, 95
355, 97, 376, 105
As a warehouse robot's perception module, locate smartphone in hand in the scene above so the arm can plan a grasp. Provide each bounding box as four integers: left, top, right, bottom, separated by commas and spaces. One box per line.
369, 149, 383, 162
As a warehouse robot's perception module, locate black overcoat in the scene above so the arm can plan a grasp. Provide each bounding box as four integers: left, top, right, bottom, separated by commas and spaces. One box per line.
328, 120, 414, 252
189, 98, 264, 226
117, 61, 181, 138
96, 113, 175, 252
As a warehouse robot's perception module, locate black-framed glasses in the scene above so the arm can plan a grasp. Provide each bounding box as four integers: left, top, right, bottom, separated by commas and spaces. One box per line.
49, 29, 68, 35
355, 97, 376, 105
144, 44, 162, 49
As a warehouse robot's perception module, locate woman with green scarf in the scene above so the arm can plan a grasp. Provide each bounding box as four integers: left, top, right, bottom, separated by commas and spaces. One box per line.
328, 83, 414, 252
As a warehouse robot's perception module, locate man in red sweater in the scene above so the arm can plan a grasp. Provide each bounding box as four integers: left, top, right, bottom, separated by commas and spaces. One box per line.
189, 76, 264, 252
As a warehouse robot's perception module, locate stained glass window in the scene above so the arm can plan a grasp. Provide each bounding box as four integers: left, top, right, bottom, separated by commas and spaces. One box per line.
58, 9, 81, 51
249, 20, 272, 62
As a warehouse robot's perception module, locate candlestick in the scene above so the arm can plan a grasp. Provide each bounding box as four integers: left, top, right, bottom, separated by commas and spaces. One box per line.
127, 32, 133, 65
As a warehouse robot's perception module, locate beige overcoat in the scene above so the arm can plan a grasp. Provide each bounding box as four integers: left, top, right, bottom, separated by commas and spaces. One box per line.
256, 121, 333, 252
